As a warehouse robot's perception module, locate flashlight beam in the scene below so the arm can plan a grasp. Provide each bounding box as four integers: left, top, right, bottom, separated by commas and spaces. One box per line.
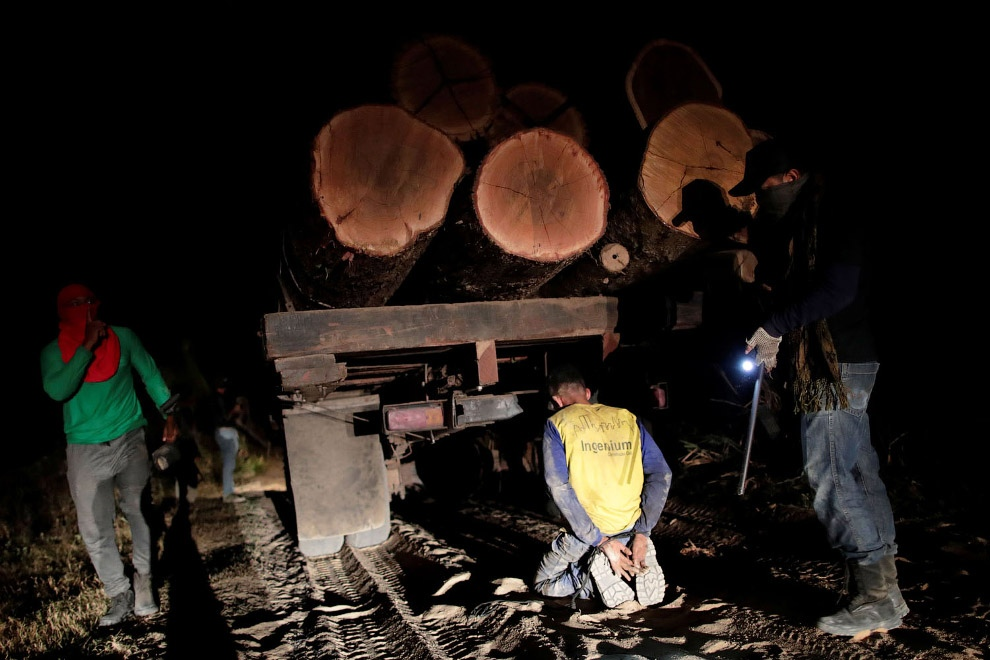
737, 362, 764, 496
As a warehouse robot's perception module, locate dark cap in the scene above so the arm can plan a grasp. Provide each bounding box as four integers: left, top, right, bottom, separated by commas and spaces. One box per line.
729, 138, 807, 197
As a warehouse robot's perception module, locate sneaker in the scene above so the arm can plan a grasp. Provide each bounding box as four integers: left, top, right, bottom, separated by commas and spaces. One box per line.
635, 537, 666, 606
223, 493, 246, 503
133, 572, 159, 617
589, 549, 636, 608
98, 589, 134, 627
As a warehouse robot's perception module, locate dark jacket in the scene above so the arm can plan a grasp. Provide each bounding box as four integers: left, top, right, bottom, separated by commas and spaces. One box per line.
748, 173, 877, 365
213, 386, 239, 432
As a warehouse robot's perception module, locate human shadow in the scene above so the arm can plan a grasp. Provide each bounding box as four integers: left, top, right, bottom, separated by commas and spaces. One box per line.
670, 178, 751, 243
158, 499, 238, 658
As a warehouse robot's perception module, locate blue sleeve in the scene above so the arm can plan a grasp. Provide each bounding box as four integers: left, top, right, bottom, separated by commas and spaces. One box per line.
633, 420, 672, 535
542, 418, 604, 547
763, 263, 860, 338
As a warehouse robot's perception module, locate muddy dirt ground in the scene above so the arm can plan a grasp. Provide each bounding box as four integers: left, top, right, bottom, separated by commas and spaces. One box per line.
68, 430, 988, 660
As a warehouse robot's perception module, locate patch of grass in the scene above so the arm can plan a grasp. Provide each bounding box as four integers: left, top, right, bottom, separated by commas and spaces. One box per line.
0, 452, 143, 658
238, 452, 267, 478
1, 587, 106, 657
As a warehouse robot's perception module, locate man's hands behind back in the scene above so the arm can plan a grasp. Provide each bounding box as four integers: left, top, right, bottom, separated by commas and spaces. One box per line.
600, 536, 644, 581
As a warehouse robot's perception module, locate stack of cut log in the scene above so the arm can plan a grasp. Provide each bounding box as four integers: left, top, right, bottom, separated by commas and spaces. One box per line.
279, 35, 763, 312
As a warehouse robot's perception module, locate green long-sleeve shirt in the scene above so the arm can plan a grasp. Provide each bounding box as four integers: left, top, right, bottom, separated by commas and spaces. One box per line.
40, 326, 172, 444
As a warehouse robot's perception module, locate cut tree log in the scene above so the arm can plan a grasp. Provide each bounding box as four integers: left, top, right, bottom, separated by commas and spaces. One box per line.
486, 82, 588, 149
281, 104, 466, 310
474, 128, 607, 263
638, 102, 755, 241
626, 39, 723, 131
391, 34, 500, 142
398, 128, 608, 303
538, 189, 706, 298
540, 103, 754, 299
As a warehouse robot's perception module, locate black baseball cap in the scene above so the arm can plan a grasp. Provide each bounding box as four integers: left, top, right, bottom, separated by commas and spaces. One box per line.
729, 138, 807, 197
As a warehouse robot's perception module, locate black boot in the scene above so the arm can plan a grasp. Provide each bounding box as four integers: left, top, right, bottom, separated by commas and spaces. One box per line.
816, 559, 903, 636
880, 554, 909, 619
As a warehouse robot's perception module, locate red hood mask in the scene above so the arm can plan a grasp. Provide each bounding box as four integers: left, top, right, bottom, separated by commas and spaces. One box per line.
57, 283, 121, 382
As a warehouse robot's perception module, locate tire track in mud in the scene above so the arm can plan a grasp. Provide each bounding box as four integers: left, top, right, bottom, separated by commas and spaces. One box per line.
224, 496, 334, 659
408, 496, 973, 660
386, 512, 580, 659
207, 492, 985, 660
215, 495, 565, 659
305, 544, 447, 659
354, 541, 484, 658
300, 518, 505, 659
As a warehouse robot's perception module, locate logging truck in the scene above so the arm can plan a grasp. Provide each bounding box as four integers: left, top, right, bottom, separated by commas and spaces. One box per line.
256, 53, 751, 556
261, 296, 623, 556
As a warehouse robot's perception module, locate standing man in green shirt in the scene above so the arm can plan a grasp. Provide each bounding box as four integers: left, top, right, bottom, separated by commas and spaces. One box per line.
40, 283, 178, 627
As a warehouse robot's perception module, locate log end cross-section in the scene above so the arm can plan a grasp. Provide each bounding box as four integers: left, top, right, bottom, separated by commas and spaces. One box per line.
487, 82, 589, 149
473, 128, 608, 263
638, 102, 754, 239
311, 104, 466, 258
391, 34, 499, 143
625, 39, 723, 131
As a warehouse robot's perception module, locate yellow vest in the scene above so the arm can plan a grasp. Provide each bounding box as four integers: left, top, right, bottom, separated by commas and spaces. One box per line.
551, 403, 644, 535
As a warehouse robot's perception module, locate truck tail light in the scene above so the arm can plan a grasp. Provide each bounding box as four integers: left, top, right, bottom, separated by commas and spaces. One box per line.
383, 402, 447, 433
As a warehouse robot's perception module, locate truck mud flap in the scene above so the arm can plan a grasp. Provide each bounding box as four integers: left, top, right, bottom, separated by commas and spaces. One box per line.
282, 393, 390, 556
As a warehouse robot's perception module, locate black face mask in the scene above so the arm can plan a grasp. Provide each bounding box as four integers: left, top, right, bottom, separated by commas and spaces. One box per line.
755, 175, 808, 220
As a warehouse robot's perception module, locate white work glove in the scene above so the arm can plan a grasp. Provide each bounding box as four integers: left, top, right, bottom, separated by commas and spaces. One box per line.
746, 327, 782, 371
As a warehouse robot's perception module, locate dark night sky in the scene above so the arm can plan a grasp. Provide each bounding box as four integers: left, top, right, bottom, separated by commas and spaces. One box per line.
16, 7, 961, 469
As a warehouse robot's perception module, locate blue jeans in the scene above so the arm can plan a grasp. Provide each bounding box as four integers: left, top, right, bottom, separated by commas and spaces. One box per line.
534, 526, 636, 598
534, 530, 595, 598
800, 362, 896, 565
66, 427, 152, 597
214, 426, 240, 497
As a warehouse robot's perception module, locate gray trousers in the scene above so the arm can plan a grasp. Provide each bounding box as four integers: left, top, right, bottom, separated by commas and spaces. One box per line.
66, 426, 152, 597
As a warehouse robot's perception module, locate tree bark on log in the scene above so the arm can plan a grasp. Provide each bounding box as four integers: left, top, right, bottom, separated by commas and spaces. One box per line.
391, 34, 499, 142
625, 39, 723, 131
538, 189, 706, 298
277, 39, 759, 312
399, 128, 608, 303
281, 104, 466, 310
540, 103, 755, 298
486, 82, 589, 149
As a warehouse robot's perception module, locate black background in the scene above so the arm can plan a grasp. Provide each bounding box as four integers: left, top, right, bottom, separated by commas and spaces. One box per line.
15, 7, 963, 483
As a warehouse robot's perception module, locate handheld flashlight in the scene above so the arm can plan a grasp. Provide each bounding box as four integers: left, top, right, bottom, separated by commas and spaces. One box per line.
740, 354, 758, 373
738, 358, 764, 495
